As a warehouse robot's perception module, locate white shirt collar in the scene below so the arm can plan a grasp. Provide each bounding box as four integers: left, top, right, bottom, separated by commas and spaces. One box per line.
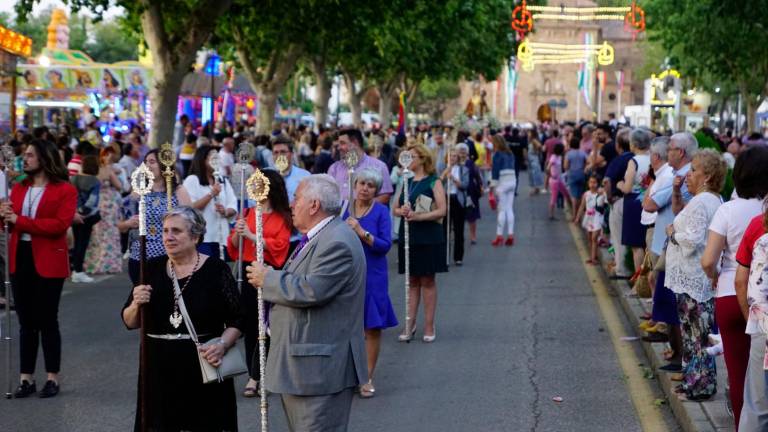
307, 215, 335, 240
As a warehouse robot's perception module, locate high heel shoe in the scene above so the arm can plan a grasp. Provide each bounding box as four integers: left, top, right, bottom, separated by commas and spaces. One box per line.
398, 327, 416, 342
491, 235, 503, 247
505, 236, 514, 246
423, 326, 436, 343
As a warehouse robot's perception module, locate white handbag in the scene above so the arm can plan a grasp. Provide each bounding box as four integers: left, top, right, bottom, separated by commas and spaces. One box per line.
171, 273, 248, 384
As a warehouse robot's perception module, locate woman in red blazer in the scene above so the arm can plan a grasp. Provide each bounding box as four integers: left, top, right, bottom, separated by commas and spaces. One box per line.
0, 139, 76, 399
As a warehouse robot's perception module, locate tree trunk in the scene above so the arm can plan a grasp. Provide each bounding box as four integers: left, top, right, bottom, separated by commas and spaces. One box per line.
343, 71, 366, 127
311, 57, 331, 128
257, 88, 278, 135
378, 89, 394, 128
746, 97, 758, 133
139, 0, 232, 147
149, 69, 186, 147
234, 41, 303, 136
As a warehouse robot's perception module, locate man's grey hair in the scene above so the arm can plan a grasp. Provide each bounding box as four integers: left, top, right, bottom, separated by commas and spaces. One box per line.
630, 128, 652, 151
670, 132, 699, 159
163, 206, 206, 242
455, 143, 469, 153
354, 168, 383, 194
196, 136, 211, 147
649, 136, 670, 161
301, 174, 341, 215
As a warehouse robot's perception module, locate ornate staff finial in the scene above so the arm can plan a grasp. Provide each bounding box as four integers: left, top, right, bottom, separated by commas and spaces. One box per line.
344, 149, 359, 169
158, 142, 176, 210
398, 150, 413, 171
246, 169, 271, 203
274, 155, 290, 174
237, 142, 255, 165
131, 163, 154, 236
0, 141, 14, 168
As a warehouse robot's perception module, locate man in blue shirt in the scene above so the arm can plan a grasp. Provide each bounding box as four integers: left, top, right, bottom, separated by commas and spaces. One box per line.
271, 136, 311, 203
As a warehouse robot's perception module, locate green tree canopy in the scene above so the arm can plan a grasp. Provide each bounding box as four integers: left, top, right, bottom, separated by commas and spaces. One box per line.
644, 0, 768, 131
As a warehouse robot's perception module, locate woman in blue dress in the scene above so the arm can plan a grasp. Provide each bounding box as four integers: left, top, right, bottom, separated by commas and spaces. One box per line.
343, 168, 397, 398
118, 149, 191, 284
342, 167, 398, 399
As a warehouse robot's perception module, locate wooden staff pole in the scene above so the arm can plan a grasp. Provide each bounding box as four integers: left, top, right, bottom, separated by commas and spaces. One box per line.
131, 163, 154, 432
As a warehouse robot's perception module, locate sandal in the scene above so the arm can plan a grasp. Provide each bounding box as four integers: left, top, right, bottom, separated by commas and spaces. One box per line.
243, 386, 258, 398
359, 381, 376, 399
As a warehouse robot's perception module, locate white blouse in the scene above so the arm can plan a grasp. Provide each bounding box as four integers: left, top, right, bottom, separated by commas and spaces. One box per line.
182, 175, 237, 244
665, 192, 722, 302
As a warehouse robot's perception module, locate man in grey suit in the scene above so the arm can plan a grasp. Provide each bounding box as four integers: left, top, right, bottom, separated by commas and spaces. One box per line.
246, 174, 368, 432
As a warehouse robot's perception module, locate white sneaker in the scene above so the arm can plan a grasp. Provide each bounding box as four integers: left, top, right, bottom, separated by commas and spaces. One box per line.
71, 271, 95, 283
705, 342, 723, 357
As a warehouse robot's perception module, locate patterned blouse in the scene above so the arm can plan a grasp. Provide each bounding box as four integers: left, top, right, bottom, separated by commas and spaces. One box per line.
665, 192, 722, 302
125, 191, 179, 261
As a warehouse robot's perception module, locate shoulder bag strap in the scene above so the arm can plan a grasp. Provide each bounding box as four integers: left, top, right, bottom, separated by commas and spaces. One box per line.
169, 263, 200, 345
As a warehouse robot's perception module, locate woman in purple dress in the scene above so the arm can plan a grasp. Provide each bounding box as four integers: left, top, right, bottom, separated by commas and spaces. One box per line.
342, 167, 398, 399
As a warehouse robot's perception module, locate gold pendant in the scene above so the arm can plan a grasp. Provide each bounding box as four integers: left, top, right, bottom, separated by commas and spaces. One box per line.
169, 311, 182, 329
149, 226, 157, 236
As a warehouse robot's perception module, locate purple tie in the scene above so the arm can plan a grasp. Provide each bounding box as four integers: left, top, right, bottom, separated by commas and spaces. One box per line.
291, 234, 309, 260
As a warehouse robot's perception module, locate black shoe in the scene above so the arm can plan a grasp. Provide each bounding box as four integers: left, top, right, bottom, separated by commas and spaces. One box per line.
39, 380, 59, 398
642, 333, 669, 343
13, 380, 36, 398
659, 363, 683, 372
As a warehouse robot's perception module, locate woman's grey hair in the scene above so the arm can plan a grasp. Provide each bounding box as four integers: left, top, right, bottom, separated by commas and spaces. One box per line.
163, 206, 207, 243
670, 132, 699, 159
455, 143, 469, 153
354, 168, 383, 194
301, 174, 341, 215
630, 128, 652, 151
649, 136, 670, 161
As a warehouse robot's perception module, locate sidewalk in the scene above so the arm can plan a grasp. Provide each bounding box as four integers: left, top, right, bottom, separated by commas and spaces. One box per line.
598, 247, 735, 432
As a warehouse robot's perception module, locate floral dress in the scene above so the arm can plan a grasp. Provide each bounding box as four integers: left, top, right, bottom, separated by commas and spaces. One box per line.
84, 179, 123, 274
581, 191, 606, 233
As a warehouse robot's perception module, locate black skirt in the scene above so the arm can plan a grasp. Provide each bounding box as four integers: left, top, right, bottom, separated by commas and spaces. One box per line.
621, 192, 648, 248
136, 337, 238, 432
398, 242, 448, 276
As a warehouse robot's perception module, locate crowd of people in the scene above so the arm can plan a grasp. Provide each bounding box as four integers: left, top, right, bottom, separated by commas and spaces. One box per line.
1, 114, 768, 431
555, 121, 768, 431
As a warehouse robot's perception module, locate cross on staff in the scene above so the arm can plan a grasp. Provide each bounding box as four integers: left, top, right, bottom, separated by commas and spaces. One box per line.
246, 169, 270, 432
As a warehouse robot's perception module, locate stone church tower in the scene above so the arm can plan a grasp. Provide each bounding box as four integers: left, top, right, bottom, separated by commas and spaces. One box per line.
447, 0, 644, 125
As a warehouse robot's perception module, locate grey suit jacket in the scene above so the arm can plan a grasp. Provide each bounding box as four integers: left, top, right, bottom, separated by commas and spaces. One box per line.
262, 217, 368, 395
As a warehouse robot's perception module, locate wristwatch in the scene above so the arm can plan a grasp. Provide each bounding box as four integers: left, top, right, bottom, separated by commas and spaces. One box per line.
364, 231, 373, 241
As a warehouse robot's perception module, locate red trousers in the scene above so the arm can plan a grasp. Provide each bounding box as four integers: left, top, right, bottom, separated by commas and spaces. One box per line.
716, 295, 750, 431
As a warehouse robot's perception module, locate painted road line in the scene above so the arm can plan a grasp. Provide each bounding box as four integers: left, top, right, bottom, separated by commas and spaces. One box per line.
567, 222, 670, 432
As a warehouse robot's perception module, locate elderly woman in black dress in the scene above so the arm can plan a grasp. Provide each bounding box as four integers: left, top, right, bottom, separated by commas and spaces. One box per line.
122, 206, 243, 431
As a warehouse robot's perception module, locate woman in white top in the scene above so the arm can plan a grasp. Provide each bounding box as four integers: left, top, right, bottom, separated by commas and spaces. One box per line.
700, 146, 768, 427
665, 149, 727, 401
182, 145, 237, 259
617, 128, 652, 272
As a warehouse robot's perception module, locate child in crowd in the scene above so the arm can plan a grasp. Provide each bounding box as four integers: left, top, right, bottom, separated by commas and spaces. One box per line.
546, 143, 572, 220
576, 174, 606, 265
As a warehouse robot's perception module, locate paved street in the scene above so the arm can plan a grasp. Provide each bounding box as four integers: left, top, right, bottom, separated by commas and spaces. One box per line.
0, 186, 680, 431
